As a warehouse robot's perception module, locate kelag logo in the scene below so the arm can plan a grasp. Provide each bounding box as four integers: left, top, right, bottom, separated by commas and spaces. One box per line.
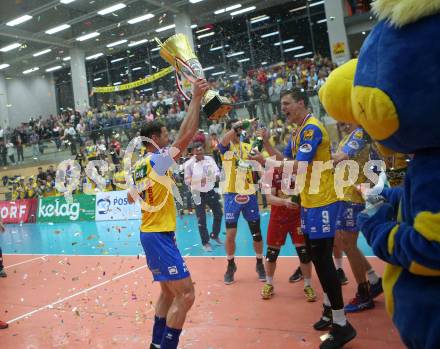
97, 198, 111, 214
38, 201, 80, 221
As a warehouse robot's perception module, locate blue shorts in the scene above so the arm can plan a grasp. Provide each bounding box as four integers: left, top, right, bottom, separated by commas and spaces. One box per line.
300, 201, 342, 240
336, 201, 365, 232
223, 193, 260, 225
140, 232, 190, 282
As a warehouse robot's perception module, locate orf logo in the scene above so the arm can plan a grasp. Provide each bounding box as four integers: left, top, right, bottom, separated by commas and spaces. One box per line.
234, 194, 250, 204
97, 198, 111, 214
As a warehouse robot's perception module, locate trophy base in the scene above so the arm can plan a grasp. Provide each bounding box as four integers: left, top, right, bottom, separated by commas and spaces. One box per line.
203, 95, 233, 120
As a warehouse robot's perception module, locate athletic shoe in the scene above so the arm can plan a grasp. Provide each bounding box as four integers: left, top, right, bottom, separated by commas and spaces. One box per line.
210, 234, 223, 245
344, 293, 375, 313
261, 283, 274, 300
370, 278, 383, 299
150, 344, 160, 349
319, 322, 357, 349
0, 268, 6, 278
314, 304, 332, 331
224, 262, 237, 285
304, 285, 317, 302
202, 243, 213, 252
289, 266, 303, 283
337, 268, 348, 285
0, 320, 8, 329
256, 262, 266, 282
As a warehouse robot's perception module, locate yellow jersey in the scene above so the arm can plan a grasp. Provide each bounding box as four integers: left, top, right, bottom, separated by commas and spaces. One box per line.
218, 141, 255, 194
284, 115, 338, 208
336, 128, 370, 204
133, 153, 176, 233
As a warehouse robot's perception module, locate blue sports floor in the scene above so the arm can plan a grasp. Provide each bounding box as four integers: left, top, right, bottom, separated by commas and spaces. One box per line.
0, 212, 374, 257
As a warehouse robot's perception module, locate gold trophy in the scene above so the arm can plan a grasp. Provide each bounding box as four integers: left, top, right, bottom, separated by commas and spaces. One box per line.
155, 33, 232, 120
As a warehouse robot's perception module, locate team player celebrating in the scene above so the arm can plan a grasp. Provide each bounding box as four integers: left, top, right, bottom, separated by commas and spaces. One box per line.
253, 88, 356, 349
217, 119, 266, 285
261, 167, 316, 302
128, 78, 209, 349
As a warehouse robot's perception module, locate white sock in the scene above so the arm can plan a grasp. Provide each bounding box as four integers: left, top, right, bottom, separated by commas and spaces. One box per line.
334, 258, 343, 270
256, 254, 263, 259
266, 276, 273, 285
304, 278, 311, 287
323, 293, 331, 307
367, 268, 380, 284
227, 255, 234, 261
332, 309, 347, 326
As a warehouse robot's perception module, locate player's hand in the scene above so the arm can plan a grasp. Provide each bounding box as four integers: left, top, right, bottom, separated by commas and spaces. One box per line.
283, 199, 298, 209
192, 78, 209, 100
256, 127, 270, 143
248, 150, 265, 165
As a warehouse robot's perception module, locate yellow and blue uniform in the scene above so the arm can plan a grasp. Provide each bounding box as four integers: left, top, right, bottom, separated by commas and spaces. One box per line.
133, 149, 189, 282
217, 141, 259, 226
336, 128, 369, 232
284, 115, 340, 239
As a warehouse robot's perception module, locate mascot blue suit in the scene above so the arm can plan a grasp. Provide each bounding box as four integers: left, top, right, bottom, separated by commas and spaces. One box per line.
319, 1, 440, 348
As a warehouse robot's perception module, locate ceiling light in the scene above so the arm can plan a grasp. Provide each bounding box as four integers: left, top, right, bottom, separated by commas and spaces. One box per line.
60, 0, 76, 3
229, 74, 239, 78
197, 32, 214, 39
113, 81, 122, 85
284, 45, 304, 53
98, 3, 127, 16
46, 65, 62, 72
191, 24, 198, 29
0, 43, 21, 52
238, 58, 250, 62
289, 6, 306, 13
63, 56, 71, 61
45, 24, 71, 34
155, 24, 175, 32
128, 39, 148, 47
143, 87, 153, 92
309, 1, 325, 7
294, 51, 313, 58
23, 67, 39, 74
151, 47, 161, 52
210, 46, 223, 51
202, 66, 215, 71
127, 13, 154, 24
261, 31, 279, 38
261, 62, 267, 65
214, 4, 241, 15
132, 67, 142, 71
226, 51, 244, 58
230, 6, 256, 16
86, 53, 104, 60
94, 77, 102, 81
107, 39, 127, 47
0, 64, 10, 70
196, 27, 211, 33
250, 15, 269, 24
111, 57, 125, 63
274, 39, 294, 46
316, 18, 327, 24
212, 71, 225, 76
76, 32, 100, 41
33, 49, 52, 57
189, 0, 205, 3
6, 15, 32, 27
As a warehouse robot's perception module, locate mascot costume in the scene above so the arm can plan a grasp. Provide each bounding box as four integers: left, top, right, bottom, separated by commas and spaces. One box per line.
319, 1, 440, 348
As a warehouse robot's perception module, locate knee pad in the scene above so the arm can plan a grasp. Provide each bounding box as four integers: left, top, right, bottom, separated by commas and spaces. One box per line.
266, 247, 280, 263
296, 245, 312, 264
248, 220, 262, 242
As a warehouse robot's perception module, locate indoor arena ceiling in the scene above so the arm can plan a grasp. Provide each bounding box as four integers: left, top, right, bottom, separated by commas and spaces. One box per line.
0, 0, 297, 75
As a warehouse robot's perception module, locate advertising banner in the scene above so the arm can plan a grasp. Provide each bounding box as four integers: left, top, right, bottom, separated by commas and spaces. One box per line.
95, 190, 141, 221
37, 194, 96, 223
0, 199, 37, 224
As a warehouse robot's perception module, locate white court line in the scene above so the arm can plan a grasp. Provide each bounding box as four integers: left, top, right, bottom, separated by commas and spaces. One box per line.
7, 264, 146, 324
4, 255, 49, 269
4, 254, 377, 258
